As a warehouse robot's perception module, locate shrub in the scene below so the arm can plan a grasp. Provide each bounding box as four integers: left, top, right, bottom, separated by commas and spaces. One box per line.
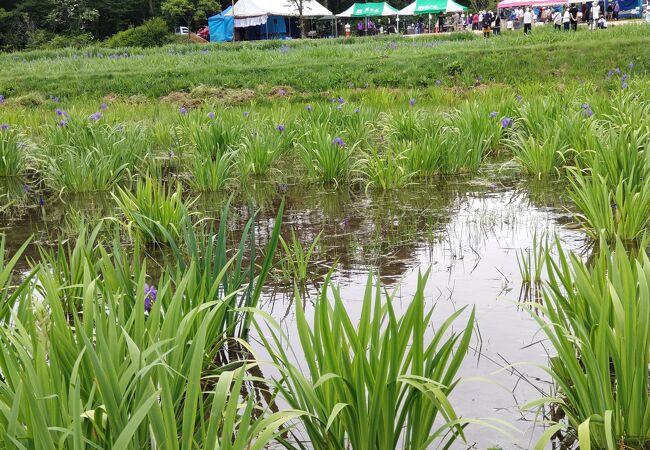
27, 32, 94, 50
106, 18, 172, 49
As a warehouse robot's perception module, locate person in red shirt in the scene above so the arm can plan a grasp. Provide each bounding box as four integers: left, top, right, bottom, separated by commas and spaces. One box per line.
472, 13, 479, 30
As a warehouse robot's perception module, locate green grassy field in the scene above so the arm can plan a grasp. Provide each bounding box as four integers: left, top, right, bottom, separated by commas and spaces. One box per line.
0, 25, 648, 99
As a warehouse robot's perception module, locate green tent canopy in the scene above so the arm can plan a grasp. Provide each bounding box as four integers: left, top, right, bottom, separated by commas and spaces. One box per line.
337, 2, 400, 17
398, 0, 467, 14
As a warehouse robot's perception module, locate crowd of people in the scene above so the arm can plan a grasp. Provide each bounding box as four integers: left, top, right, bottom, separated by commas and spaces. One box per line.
335, 0, 643, 39
444, 0, 622, 36
505, 1, 621, 32
345, 18, 398, 36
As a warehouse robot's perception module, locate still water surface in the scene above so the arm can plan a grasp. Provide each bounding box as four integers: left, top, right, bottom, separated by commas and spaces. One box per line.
0, 165, 585, 448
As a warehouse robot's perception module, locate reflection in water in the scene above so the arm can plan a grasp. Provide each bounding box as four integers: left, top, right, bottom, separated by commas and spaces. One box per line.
0, 167, 587, 448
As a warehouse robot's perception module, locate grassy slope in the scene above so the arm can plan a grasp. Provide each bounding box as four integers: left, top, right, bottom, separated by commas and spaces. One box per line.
0, 26, 648, 99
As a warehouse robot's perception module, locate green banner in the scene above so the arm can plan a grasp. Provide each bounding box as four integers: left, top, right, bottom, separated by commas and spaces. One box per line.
414, 0, 446, 13
413, 0, 467, 13
351, 2, 398, 16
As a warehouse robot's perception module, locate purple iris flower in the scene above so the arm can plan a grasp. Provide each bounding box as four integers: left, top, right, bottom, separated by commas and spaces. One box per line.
144, 283, 158, 313
354, 108, 360, 113
516, 95, 523, 103
332, 137, 345, 147
22, 184, 30, 193
501, 117, 512, 129
0, 95, 4, 104
614, 68, 621, 74
55, 108, 68, 117
49, 95, 59, 103
628, 62, 634, 69
409, 98, 417, 107
388, 41, 398, 50
489, 111, 498, 118
100, 103, 108, 110
338, 97, 345, 105
621, 74, 628, 82
243, 111, 250, 118
39, 196, 45, 206
435, 79, 442, 85
276, 124, 285, 133
179, 106, 188, 114
606, 71, 614, 77
581, 103, 590, 109
58, 120, 67, 127
622, 82, 628, 89
0, 124, 9, 130
306, 104, 313, 112
582, 108, 594, 117
207, 111, 216, 119
89, 112, 102, 122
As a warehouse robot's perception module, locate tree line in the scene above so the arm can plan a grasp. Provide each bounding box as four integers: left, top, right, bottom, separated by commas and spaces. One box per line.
0, 0, 462, 51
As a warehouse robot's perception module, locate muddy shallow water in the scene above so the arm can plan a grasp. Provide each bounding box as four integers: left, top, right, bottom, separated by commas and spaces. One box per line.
0, 165, 586, 449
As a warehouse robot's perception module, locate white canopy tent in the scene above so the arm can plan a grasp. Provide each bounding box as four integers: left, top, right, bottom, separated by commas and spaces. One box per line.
398, 0, 466, 15
225, 0, 333, 27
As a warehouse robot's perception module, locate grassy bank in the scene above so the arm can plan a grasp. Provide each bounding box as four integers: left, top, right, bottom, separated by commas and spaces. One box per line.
0, 26, 648, 99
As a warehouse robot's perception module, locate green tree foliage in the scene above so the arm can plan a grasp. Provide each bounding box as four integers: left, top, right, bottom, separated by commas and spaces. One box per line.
0, 0, 165, 50
161, 0, 220, 29
106, 17, 173, 48
0, 0, 470, 51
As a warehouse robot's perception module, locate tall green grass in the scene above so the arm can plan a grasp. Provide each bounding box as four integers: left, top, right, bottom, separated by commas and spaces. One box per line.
39, 121, 149, 193
298, 129, 356, 186
0, 200, 294, 448
526, 239, 650, 450
278, 228, 322, 284
240, 130, 282, 178
568, 126, 650, 242
188, 151, 236, 191
360, 146, 413, 191
508, 128, 567, 177
403, 131, 445, 179
113, 177, 194, 243
0, 243, 297, 449
0, 127, 25, 177
260, 271, 478, 450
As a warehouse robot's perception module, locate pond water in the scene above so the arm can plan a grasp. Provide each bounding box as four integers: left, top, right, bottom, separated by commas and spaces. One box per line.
0, 164, 587, 448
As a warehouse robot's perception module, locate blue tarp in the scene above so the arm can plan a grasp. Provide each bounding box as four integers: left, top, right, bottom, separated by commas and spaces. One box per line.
618, 0, 643, 16
208, 6, 234, 42
261, 16, 288, 39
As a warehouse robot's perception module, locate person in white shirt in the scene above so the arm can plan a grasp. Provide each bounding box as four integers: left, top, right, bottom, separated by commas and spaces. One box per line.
523, 7, 533, 34
598, 14, 608, 27
552, 9, 563, 29
590, 2, 600, 29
